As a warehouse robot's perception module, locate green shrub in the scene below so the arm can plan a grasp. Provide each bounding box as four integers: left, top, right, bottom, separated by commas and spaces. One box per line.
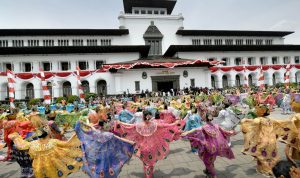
85, 93, 97, 100
67, 95, 79, 104
56, 96, 67, 103
28, 98, 40, 106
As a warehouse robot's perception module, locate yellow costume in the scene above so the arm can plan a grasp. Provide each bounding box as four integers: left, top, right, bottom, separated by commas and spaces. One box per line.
9, 133, 82, 178
241, 117, 294, 176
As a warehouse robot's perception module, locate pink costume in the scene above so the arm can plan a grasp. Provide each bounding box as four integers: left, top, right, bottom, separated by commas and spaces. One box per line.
185, 123, 235, 177
159, 110, 177, 124
114, 120, 182, 178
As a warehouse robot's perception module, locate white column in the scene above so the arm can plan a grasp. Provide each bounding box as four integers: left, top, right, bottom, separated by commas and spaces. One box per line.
114, 74, 122, 95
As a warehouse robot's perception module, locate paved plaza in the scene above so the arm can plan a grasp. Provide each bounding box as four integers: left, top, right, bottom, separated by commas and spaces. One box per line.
0, 109, 291, 178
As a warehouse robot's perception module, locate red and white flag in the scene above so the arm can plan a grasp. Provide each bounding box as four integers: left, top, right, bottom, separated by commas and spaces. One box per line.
76, 66, 86, 103
284, 64, 291, 88
40, 68, 51, 105
258, 66, 265, 89
6, 70, 15, 109
243, 66, 248, 88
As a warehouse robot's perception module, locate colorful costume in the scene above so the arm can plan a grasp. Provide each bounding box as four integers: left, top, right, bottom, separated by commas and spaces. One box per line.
118, 109, 134, 123
212, 108, 241, 131
184, 113, 203, 153
159, 110, 177, 124
9, 133, 83, 178
184, 123, 235, 177
241, 117, 294, 176
114, 120, 181, 178
75, 121, 134, 178
281, 94, 292, 114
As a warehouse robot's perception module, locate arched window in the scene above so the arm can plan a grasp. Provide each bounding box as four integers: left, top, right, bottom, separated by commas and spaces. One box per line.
211, 76, 216, 88
248, 74, 253, 86
272, 74, 276, 86
222, 75, 228, 88
97, 80, 107, 96
81, 81, 90, 93
62, 81, 72, 97
235, 75, 241, 87
26, 83, 34, 99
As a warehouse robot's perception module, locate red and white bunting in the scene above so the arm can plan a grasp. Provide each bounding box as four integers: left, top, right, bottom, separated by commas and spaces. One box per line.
243, 66, 248, 88
6, 70, 15, 109
284, 64, 291, 88
40, 68, 51, 105
258, 66, 265, 89
76, 66, 86, 103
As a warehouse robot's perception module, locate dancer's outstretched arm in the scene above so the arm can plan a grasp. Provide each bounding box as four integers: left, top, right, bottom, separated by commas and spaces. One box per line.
114, 135, 135, 145
181, 128, 197, 137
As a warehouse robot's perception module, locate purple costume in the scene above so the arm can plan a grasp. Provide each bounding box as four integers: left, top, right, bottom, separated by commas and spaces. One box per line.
185, 123, 235, 177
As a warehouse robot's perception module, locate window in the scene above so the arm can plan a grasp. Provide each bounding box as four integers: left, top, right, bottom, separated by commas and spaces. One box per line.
43, 62, 51, 71
154, 10, 159, 14
246, 39, 253, 45
265, 39, 273, 45
235, 57, 242, 66
134, 10, 139, 14
24, 63, 32, 72
100, 39, 111, 46
4, 63, 12, 71
203, 39, 212, 45
43, 40, 54, 46
28, 40, 39, 47
190, 79, 195, 87
61, 62, 70, 71
12, 40, 24, 47
222, 58, 228, 66
248, 57, 255, 65
78, 61, 88, 70
146, 40, 162, 55
225, 39, 233, 45
214, 39, 223, 45
0, 40, 8, 47
192, 39, 201, 45
160, 10, 165, 15
141, 10, 146, 14
260, 57, 267, 65
236, 39, 243, 45
135, 81, 140, 91
147, 10, 152, 14
73, 39, 83, 46
295, 56, 300, 64
95, 60, 104, 69
283, 56, 290, 64
87, 39, 97, 46
58, 40, 69, 46
256, 39, 263, 45
272, 57, 278, 64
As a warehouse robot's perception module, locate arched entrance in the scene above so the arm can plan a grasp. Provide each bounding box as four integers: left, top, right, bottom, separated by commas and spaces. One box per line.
222, 75, 229, 88
81, 81, 90, 93
272, 72, 281, 85
97, 80, 107, 96
26, 83, 34, 99
62, 81, 72, 97
0, 83, 8, 101
235, 75, 241, 87
211, 76, 217, 88
248, 74, 253, 86
296, 71, 300, 83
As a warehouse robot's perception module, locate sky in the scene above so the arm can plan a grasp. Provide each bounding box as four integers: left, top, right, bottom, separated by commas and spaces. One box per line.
1, 0, 300, 44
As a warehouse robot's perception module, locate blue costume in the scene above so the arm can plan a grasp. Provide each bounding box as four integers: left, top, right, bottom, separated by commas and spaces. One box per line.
118, 109, 134, 123
66, 104, 75, 113
37, 106, 46, 114
75, 122, 134, 178
184, 113, 203, 153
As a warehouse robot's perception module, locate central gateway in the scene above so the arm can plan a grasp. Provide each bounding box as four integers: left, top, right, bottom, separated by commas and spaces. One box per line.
151, 75, 180, 92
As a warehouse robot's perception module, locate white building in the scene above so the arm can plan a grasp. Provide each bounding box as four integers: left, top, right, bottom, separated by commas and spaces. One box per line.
0, 0, 300, 101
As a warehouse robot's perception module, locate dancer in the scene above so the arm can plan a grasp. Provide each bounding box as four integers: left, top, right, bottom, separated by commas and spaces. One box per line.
118, 105, 134, 123
75, 121, 134, 178
159, 104, 177, 123
9, 128, 83, 178
182, 112, 236, 178
114, 110, 182, 178
281, 92, 292, 115
183, 107, 203, 153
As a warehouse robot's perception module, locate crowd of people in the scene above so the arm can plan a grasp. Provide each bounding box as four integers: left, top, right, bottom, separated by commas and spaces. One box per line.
0, 86, 300, 178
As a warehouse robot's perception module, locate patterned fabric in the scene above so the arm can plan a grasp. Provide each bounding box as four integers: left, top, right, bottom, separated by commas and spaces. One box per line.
241, 117, 294, 176
10, 133, 83, 178
184, 114, 203, 131
75, 121, 133, 178
212, 108, 241, 131
184, 123, 235, 177
114, 120, 182, 177
118, 110, 133, 123
55, 112, 81, 128
159, 110, 177, 124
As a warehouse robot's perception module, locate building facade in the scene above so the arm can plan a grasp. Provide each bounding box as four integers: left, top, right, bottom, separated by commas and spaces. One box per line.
0, 0, 300, 100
